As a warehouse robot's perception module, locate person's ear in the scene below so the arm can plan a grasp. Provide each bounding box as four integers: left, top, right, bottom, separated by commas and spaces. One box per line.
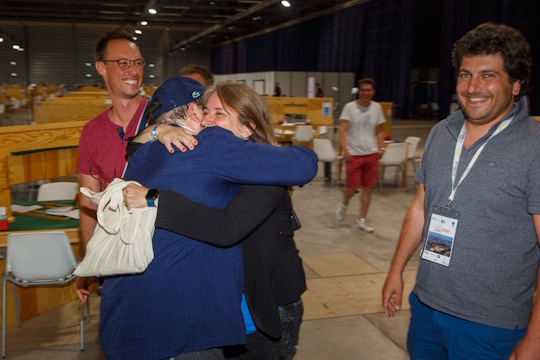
240, 122, 254, 139
95, 61, 106, 77
512, 80, 521, 97
188, 103, 202, 123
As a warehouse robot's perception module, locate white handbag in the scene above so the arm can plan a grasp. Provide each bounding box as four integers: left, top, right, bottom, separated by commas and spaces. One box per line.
74, 178, 157, 277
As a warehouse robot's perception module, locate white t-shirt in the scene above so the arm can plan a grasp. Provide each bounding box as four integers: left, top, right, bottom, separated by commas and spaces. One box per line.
339, 100, 385, 156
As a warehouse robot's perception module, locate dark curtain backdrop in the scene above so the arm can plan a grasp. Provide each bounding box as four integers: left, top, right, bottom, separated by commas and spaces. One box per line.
211, 0, 540, 119
212, 0, 416, 118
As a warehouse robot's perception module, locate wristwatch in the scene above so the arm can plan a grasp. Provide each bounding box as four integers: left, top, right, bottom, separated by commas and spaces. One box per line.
145, 189, 160, 207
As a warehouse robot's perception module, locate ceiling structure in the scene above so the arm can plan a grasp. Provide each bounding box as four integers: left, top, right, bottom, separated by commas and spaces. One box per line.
0, 0, 369, 49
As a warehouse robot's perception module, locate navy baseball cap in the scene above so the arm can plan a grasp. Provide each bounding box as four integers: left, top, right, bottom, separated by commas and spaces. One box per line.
150, 76, 205, 118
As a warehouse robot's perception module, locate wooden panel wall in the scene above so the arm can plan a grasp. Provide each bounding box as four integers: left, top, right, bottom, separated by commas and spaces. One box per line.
0, 121, 86, 221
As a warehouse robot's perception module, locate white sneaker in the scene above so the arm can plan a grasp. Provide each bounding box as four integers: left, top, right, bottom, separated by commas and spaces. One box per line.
357, 218, 374, 233
335, 203, 348, 221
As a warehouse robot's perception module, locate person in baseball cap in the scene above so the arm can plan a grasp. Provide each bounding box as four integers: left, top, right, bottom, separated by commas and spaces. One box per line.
147, 76, 205, 135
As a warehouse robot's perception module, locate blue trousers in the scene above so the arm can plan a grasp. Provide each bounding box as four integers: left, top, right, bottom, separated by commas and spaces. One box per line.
407, 292, 527, 360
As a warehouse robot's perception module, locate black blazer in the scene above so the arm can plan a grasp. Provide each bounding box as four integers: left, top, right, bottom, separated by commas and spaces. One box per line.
156, 185, 306, 339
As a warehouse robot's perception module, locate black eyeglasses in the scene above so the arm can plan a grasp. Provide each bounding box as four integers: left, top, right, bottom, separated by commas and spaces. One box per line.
101, 58, 145, 70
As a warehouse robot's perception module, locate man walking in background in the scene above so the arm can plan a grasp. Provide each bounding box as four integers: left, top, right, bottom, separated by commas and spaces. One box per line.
335, 78, 385, 232
382, 23, 540, 359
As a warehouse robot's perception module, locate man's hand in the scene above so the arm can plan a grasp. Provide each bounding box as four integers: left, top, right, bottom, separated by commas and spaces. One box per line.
157, 124, 197, 153
76, 276, 96, 305
382, 271, 403, 318
508, 336, 540, 360
124, 183, 150, 209
344, 150, 352, 162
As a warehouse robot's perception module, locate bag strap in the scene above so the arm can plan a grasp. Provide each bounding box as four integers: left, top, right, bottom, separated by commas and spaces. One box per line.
95, 179, 138, 234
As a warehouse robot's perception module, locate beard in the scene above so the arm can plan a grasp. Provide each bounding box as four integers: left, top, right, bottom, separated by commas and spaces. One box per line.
458, 91, 514, 126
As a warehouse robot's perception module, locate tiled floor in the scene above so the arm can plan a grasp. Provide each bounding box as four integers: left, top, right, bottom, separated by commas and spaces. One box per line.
0, 110, 435, 359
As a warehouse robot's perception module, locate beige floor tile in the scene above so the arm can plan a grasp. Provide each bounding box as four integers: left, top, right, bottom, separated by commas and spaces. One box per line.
301, 251, 379, 277
365, 310, 412, 352
296, 315, 409, 360
303, 270, 417, 321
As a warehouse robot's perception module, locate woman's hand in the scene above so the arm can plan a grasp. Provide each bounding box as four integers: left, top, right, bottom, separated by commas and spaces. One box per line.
157, 124, 198, 153
124, 184, 150, 209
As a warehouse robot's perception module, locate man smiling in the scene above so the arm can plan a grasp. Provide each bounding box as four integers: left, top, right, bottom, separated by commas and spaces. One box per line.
76, 28, 148, 301
382, 23, 540, 359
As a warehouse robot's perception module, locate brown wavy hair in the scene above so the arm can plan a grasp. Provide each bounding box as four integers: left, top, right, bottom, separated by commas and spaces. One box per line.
203, 82, 278, 146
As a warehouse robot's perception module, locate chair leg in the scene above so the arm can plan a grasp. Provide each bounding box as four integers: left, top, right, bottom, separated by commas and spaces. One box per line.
393, 165, 401, 187
2, 278, 6, 358
79, 305, 84, 351
11, 284, 20, 328
86, 297, 90, 323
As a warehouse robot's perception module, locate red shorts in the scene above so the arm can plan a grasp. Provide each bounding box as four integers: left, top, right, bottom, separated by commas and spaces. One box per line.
345, 153, 379, 188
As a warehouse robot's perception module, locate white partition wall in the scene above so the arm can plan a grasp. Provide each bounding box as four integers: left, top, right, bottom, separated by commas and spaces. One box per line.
215, 71, 355, 114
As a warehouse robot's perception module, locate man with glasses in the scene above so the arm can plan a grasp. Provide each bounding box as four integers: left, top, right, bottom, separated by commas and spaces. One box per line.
76, 27, 149, 301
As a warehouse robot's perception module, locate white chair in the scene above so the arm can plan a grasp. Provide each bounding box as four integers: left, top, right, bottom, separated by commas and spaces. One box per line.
379, 142, 408, 191
37, 182, 79, 201
292, 125, 314, 142
2, 232, 90, 357
313, 139, 344, 186
404, 136, 421, 173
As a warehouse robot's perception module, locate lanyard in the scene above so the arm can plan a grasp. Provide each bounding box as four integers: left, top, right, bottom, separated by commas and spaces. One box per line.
446, 115, 514, 210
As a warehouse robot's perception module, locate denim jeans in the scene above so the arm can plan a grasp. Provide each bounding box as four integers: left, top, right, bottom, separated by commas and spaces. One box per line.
224, 298, 304, 360
408, 292, 526, 360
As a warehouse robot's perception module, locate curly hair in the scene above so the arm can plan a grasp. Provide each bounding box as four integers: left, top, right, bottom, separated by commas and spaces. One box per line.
451, 23, 532, 100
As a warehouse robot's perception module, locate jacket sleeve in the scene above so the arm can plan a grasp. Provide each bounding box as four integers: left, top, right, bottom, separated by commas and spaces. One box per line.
155, 185, 284, 247
126, 137, 144, 156
202, 127, 318, 187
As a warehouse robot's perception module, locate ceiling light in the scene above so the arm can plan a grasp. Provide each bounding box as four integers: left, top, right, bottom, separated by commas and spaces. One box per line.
0, 37, 3, 43
135, 29, 142, 34
180, 47, 186, 51
133, 36, 138, 40
11, 73, 17, 77
149, 64, 155, 68
86, 74, 92, 78
10, 61, 16, 65
281, 1, 291, 7
148, 8, 157, 14
141, 21, 148, 26
17, 48, 24, 51
12, 44, 19, 50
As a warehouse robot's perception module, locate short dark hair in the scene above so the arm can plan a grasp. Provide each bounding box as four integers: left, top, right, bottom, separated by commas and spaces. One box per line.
451, 23, 532, 100
358, 78, 376, 91
94, 27, 137, 62
180, 64, 215, 87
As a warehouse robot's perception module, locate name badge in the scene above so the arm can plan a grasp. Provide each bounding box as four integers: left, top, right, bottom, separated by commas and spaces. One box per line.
421, 206, 460, 267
